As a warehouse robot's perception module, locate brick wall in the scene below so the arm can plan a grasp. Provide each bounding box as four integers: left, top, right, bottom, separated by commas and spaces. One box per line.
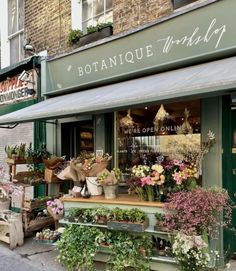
24, 0, 72, 57
24, 0, 174, 57
113, 0, 173, 34
0, 123, 33, 172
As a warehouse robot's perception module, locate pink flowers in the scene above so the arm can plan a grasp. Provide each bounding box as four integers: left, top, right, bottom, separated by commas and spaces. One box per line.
47, 199, 64, 215
140, 176, 154, 187
163, 187, 232, 236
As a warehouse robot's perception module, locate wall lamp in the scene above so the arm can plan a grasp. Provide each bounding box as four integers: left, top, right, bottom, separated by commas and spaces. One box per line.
18, 70, 34, 84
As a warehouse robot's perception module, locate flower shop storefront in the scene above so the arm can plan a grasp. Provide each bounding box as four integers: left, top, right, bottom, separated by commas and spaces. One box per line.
0, 0, 235, 270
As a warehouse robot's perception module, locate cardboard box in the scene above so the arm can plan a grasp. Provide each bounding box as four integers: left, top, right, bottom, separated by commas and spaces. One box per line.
44, 168, 59, 183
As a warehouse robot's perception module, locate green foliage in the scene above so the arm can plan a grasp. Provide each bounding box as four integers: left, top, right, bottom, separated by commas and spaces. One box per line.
110, 207, 147, 223
66, 208, 85, 222
155, 213, 164, 222
87, 22, 113, 34
107, 232, 152, 271
26, 143, 50, 164
68, 29, 83, 45
57, 225, 152, 271
56, 225, 104, 271
5, 143, 26, 159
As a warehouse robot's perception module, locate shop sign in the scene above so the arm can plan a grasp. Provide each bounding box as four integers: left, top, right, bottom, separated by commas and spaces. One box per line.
45, 0, 236, 94
0, 70, 37, 105
123, 125, 181, 135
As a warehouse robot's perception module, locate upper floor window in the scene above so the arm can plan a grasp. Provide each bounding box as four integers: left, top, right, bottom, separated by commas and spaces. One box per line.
172, 0, 199, 9
8, 0, 24, 65
82, 0, 112, 33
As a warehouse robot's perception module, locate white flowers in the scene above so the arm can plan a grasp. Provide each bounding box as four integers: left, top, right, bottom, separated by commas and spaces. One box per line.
132, 165, 150, 177
151, 164, 164, 174
172, 233, 210, 270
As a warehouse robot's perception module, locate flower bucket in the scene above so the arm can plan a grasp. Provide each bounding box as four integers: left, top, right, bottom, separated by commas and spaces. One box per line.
0, 199, 10, 210
86, 177, 103, 196
103, 184, 118, 199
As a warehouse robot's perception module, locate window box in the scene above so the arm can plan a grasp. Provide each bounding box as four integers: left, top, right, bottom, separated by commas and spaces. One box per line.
74, 25, 113, 48
173, 0, 198, 9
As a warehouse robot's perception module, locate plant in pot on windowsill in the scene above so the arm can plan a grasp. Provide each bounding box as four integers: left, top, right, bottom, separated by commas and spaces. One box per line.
68, 22, 113, 48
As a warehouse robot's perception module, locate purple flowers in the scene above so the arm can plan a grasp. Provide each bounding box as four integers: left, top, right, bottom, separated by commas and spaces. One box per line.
163, 187, 232, 236
47, 199, 64, 215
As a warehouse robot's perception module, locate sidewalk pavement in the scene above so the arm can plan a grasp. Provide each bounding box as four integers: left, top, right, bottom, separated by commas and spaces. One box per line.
0, 238, 236, 271
0, 238, 65, 271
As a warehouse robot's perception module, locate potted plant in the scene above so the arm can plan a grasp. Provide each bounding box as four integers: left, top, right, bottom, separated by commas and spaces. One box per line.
66, 207, 84, 222
68, 29, 83, 47
91, 206, 111, 225
97, 170, 118, 199
154, 213, 167, 232
107, 207, 149, 232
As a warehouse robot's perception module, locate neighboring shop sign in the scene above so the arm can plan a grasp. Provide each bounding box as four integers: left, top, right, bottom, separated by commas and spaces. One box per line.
46, 0, 236, 94
0, 70, 37, 105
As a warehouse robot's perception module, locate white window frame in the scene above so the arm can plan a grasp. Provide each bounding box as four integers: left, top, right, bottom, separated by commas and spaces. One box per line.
71, 0, 112, 32
0, 0, 10, 68
8, 0, 24, 65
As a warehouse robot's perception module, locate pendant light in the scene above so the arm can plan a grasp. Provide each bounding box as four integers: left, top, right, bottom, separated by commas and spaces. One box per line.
120, 109, 134, 129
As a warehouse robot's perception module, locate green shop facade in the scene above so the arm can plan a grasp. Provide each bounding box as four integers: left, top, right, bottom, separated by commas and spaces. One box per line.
0, 56, 46, 197
0, 0, 236, 269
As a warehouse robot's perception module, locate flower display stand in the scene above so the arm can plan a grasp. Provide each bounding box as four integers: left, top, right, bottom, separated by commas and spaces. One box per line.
0, 211, 24, 249
60, 194, 178, 271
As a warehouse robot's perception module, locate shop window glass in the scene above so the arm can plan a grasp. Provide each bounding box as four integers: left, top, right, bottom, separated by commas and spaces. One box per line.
117, 100, 201, 178
8, 0, 24, 65
172, 0, 199, 9
82, 0, 113, 33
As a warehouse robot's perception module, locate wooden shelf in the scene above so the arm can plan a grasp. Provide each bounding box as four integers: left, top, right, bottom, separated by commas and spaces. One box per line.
5, 158, 27, 165
61, 194, 164, 207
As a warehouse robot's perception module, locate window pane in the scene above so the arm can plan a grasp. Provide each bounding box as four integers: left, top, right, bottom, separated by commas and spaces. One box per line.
117, 101, 201, 174
82, 0, 92, 21
94, 14, 105, 24
19, 33, 24, 60
106, 0, 112, 10
8, 0, 17, 35
82, 19, 93, 33
93, 0, 104, 16
18, 0, 24, 30
105, 10, 113, 22
10, 35, 19, 65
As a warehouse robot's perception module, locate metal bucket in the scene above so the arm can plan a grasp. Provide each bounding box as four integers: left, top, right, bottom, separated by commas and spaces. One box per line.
103, 185, 118, 199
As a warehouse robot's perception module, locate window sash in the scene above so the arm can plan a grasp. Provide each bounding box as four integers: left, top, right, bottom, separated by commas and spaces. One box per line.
8, 0, 24, 64
82, 0, 112, 31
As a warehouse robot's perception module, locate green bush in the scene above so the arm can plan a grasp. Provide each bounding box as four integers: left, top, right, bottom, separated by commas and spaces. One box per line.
68, 29, 83, 45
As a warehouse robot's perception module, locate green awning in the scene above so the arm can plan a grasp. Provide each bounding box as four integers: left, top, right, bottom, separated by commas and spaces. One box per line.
0, 56, 235, 125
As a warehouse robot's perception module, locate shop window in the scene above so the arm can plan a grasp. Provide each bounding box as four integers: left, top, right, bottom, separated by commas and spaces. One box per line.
116, 100, 201, 178
8, 0, 24, 65
172, 0, 199, 9
82, 0, 113, 33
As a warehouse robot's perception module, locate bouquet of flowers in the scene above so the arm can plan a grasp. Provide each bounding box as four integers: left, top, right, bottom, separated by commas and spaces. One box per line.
131, 164, 166, 201
162, 159, 198, 195
47, 199, 64, 220
172, 233, 210, 271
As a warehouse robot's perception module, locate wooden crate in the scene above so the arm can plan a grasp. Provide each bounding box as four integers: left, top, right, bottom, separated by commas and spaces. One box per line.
0, 212, 24, 249
23, 198, 49, 210
22, 211, 54, 235
107, 219, 149, 232
44, 168, 59, 183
